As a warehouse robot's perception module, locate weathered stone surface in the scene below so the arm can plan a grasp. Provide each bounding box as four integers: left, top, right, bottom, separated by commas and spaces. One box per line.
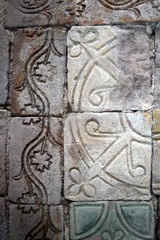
4, 0, 74, 28
154, 28, 160, 108
9, 204, 63, 240
158, 198, 160, 239
76, 0, 160, 25
152, 109, 160, 194
9, 117, 62, 205
0, 27, 9, 105
67, 26, 151, 112
0, 110, 8, 195
11, 28, 66, 116
0, 0, 5, 25
0, 198, 6, 240
64, 112, 152, 201
70, 201, 155, 240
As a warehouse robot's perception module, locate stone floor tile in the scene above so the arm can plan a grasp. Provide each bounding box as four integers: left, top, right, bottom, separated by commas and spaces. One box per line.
64, 112, 152, 201
0, 27, 9, 105
152, 109, 160, 194
70, 201, 155, 240
9, 117, 62, 205
0, 110, 8, 195
154, 28, 160, 108
9, 204, 63, 240
0, 198, 6, 240
11, 28, 66, 116
76, 0, 160, 25
67, 26, 151, 112
4, 0, 75, 28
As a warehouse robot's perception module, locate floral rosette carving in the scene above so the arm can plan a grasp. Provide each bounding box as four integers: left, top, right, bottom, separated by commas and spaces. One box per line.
69, 28, 99, 58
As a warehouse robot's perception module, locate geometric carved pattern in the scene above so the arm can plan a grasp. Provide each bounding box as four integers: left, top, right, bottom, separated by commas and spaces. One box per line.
64, 112, 152, 200
67, 26, 151, 111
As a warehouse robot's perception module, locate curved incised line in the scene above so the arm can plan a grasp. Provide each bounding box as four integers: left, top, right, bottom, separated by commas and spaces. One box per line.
14, 29, 62, 239
25, 206, 61, 240
18, 0, 54, 14
98, 0, 147, 11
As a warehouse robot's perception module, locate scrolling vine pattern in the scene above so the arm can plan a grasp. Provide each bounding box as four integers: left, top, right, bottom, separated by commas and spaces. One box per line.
13, 29, 62, 239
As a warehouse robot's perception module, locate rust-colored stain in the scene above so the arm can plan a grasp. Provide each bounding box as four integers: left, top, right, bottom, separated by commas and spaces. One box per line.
153, 110, 160, 133
145, 112, 152, 124
120, 16, 134, 23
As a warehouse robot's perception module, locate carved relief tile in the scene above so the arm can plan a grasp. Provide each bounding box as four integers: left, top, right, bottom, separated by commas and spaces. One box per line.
0, 198, 6, 240
76, 0, 160, 25
9, 204, 63, 240
70, 201, 155, 240
4, 0, 75, 28
64, 112, 152, 201
68, 26, 151, 112
67, 26, 151, 112
0, 27, 9, 105
152, 109, 160, 194
9, 117, 62, 205
11, 28, 66, 116
0, 110, 8, 195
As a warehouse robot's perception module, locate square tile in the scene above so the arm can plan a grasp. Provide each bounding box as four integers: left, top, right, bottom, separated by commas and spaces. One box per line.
70, 201, 155, 240
64, 112, 152, 201
4, 0, 75, 28
76, 0, 160, 25
11, 28, 66, 116
0, 110, 8, 195
9, 117, 62, 205
67, 26, 151, 112
9, 204, 63, 240
0, 198, 6, 240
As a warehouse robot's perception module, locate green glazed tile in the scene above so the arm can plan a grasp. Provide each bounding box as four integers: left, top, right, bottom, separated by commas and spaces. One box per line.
70, 201, 155, 240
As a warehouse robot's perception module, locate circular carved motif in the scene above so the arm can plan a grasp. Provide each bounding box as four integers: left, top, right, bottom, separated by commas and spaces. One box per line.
17, 0, 54, 13
99, 0, 140, 10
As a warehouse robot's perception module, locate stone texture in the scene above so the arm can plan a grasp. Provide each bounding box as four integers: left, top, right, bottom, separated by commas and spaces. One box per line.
158, 198, 160, 239
0, 198, 6, 240
0, 27, 9, 105
70, 201, 155, 240
67, 26, 151, 112
154, 28, 160, 108
9, 117, 62, 205
0, 0, 5, 25
4, 0, 75, 28
152, 109, 160, 194
0, 110, 8, 195
76, 0, 160, 25
9, 204, 63, 240
11, 28, 66, 116
64, 112, 152, 201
